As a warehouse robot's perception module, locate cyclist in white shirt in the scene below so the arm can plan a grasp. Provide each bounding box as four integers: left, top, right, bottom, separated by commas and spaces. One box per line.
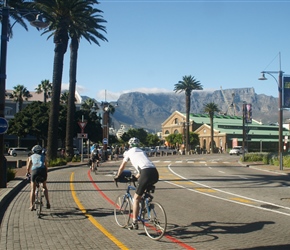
115, 137, 159, 230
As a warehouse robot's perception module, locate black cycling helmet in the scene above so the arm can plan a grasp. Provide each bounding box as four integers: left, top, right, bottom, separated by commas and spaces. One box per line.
32, 145, 42, 154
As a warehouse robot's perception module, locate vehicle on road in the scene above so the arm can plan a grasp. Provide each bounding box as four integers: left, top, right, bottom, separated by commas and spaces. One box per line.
155, 146, 177, 155
8, 147, 31, 157
229, 146, 247, 155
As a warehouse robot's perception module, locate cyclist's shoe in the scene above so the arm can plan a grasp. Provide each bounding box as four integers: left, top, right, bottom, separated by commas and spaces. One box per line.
46, 203, 51, 209
29, 205, 35, 211
128, 221, 138, 230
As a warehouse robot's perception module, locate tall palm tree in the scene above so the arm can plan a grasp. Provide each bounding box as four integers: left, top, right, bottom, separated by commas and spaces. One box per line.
10, 84, 32, 112
35, 79, 52, 103
174, 75, 203, 153
31, 0, 81, 160
65, 0, 107, 157
10, 84, 32, 146
203, 102, 220, 154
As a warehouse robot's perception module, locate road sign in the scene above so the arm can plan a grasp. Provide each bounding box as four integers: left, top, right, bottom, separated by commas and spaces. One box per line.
102, 138, 108, 144
0, 117, 8, 134
78, 121, 87, 129
77, 133, 88, 139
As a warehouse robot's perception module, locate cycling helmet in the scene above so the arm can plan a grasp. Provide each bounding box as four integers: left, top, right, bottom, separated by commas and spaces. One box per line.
32, 145, 42, 154
128, 137, 140, 147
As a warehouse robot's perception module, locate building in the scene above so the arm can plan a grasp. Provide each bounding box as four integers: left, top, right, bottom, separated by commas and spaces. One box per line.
161, 111, 290, 153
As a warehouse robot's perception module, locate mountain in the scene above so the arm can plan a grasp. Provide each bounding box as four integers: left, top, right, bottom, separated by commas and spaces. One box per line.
110, 87, 290, 132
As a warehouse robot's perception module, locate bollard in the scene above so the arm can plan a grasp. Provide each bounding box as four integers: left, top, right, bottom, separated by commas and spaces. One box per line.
17, 159, 22, 168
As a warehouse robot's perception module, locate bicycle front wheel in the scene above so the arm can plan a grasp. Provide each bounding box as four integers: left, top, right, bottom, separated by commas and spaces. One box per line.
114, 194, 131, 228
143, 201, 167, 240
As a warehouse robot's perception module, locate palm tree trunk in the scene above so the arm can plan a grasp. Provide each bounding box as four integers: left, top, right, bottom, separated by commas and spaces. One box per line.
185, 92, 190, 153
47, 42, 66, 161
65, 38, 78, 158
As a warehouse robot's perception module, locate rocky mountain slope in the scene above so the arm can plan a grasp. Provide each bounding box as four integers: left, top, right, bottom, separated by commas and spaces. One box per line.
110, 87, 290, 132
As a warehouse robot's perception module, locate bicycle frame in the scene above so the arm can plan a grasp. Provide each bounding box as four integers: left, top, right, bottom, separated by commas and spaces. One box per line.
114, 181, 167, 240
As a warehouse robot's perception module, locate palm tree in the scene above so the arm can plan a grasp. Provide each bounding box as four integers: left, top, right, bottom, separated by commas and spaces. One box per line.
65, 1, 107, 157
60, 91, 70, 104
10, 85, 32, 112
203, 102, 220, 154
35, 79, 52, 103
31, 0, 84, 160
10, 84, 32, 146
174, 75, 203, 153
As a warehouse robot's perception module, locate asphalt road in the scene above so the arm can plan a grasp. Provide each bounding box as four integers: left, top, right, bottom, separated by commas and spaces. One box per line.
1, 154, 290, 250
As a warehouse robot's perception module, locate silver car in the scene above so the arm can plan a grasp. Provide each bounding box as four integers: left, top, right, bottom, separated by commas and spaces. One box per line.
229, 146, 247, 155
9, 147, 31, 157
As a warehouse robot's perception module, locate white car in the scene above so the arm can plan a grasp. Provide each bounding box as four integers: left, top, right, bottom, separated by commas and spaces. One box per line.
229, 146, 247, 155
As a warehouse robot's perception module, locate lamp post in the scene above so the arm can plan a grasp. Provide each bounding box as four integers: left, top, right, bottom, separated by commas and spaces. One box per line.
0, 2, 49, 188
258, 53, 284, 170
242, 102, 246, 162
100, 100, 117, 161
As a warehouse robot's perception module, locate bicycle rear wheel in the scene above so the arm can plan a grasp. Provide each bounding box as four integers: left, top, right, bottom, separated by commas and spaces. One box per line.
114, 194, 131, 228
143, 201, 167, 240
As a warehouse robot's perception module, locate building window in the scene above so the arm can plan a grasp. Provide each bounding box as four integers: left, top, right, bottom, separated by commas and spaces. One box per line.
165, 130, 170, 134
174, 129, 179, 134
174, 118, 178, 124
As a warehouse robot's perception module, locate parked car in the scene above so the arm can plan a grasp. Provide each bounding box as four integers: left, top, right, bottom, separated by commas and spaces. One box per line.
141, 147, 153, 157
155, 146, 177, 155
8, 147, 31, 157
229, 146, 247, 155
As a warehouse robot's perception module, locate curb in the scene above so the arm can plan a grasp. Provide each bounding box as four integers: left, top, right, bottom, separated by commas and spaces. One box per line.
0, 162, 86, 210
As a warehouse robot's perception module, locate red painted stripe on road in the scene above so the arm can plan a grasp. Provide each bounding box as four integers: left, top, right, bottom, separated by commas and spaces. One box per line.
88, 170, 196, 250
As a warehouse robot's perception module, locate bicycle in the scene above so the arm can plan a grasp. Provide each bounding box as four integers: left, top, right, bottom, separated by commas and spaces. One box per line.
90, 159, 100, 174
34, 176, 45, 218
113, 170, 167, 240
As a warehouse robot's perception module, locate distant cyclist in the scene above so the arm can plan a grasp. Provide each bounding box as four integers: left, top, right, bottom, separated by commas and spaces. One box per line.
26, 145, 50, 211
90, 144, 100, 170
114, 137, 159, 230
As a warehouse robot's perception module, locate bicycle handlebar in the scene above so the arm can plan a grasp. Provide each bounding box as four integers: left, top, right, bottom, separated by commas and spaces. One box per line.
114, 175, 137, 188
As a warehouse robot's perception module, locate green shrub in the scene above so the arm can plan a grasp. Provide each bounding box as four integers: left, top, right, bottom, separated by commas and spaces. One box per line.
49, 158, 67, 167
71, 155, 81, 162
7, 168, 16, 182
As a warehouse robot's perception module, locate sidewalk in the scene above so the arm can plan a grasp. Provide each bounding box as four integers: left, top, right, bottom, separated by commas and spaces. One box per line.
0, 161, 86, 210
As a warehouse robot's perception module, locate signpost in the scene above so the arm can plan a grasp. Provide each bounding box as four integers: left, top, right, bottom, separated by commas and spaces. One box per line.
0, 117, 8, 134
78, 118, 87, 162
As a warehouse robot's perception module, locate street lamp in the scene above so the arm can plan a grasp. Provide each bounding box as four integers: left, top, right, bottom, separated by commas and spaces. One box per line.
258, 54, 284, 170
0, 2, 49, 188
100, 101, 118, 161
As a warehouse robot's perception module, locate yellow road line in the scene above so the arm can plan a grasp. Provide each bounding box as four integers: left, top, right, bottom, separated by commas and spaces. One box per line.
195, 188, 217, 193
70, 172, 129, 250
230, 197, 254, 204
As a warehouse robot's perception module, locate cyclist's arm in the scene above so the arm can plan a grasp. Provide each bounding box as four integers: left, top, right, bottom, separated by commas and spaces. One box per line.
26, 157, 32, 174
116, 161, 127, 177
45, 158, 49, 171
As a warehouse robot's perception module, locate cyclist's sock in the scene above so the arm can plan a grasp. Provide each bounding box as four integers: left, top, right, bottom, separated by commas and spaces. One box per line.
46, 203, 51, 209
128, 220, 138, 230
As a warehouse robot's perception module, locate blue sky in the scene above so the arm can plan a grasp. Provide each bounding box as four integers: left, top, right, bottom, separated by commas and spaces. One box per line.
5, 0, 290, 101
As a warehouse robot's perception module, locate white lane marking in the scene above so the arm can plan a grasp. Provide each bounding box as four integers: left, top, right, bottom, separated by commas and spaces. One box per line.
167, 164, 290, 217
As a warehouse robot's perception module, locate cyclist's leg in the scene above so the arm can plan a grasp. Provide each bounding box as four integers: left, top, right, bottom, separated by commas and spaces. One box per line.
30, 169, 38, 210
29, 181, 36, 210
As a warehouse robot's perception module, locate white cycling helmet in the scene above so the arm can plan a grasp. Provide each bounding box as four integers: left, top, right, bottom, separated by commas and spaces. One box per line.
128, 137, 140, 147
32, 145, 42, 154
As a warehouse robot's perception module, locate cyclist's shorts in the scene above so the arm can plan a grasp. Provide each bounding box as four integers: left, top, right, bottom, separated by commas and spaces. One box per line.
31, 168, 47, 183
92, 155, 100, 162
136, 168, 159, 196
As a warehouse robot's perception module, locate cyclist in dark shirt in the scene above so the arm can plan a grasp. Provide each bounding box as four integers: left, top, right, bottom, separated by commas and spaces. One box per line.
26, 145, 50, 211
